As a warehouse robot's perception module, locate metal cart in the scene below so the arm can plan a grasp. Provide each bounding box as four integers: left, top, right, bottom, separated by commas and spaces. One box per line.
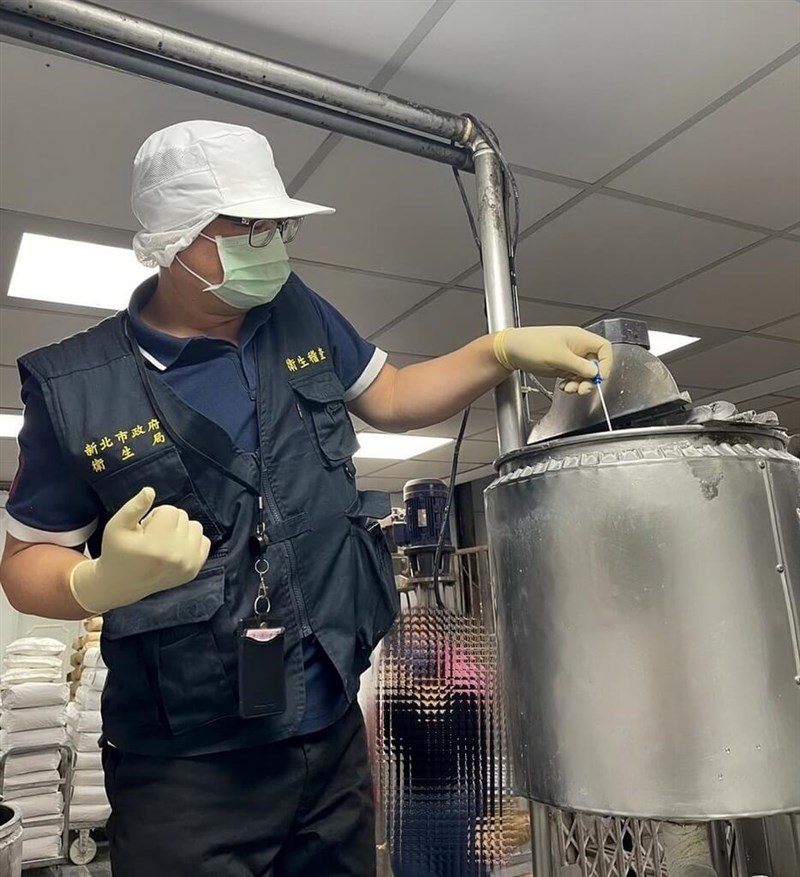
0, 743, 73, 871
66, 795, 108, 865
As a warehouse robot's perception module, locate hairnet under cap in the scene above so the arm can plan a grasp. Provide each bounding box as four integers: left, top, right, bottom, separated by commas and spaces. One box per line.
131, 120, 334, 267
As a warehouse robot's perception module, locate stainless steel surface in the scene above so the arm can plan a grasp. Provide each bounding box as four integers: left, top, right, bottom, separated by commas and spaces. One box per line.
473, 140, 525, 456
486, 424, 800, 818
707, 823, 733, 877
0, 803, 23, 877
733, 814, 800, 877
0, 0, 469, 143
588, 318, 651, 348
0, 7, 473, 171
527, 342, 690, 443
531, 803, 555, 877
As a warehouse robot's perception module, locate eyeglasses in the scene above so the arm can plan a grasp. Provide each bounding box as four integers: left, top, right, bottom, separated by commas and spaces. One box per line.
219, 215, 304, 248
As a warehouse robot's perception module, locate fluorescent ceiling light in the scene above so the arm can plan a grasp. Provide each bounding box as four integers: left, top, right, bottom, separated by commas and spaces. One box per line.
648, 330, 700, 357
355, 432, 452, 460
0, 413, 23, 438
8, 233, 153, 311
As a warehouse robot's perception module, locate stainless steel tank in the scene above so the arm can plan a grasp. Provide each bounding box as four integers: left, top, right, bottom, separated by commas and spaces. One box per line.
485, 319, 800, 820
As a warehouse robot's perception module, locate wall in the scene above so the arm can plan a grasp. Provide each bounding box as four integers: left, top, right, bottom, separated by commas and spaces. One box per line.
0, 490, 82, 658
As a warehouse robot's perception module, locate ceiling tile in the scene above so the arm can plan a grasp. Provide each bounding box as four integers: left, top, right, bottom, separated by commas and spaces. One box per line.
384, 351, 430, 369
352, 458, 396, 477
293, 263, 436, 338
0, 308, 100, 367
293, 139, 576, 282
774, 398, 800, 430
415, 438, 498, 466
736, 394, 798, 412
668, 336, 800, 389
102, 0, 434, 86
631, 239, 800, 331
470, 428, 500, 443
683, 386, 722, 396
456, 464, 496, 486
765, 313, 800, 342
1, 437, 20, 484
0, 366, 21, 410
506, 194, 761, 309
356, 475, 416, 494
0, 44, 326, 230
386, 0, 800, 179
373, 459, 479, 482
471, 391, 497, 411
405, 408, 499, 440
614, 58, 800, 229
373, 289, 599, 356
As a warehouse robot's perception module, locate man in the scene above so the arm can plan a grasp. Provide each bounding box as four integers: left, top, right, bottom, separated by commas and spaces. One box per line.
0, 120, 611, 877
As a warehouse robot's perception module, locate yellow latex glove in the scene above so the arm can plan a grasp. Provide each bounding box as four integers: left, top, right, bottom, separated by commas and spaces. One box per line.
493, 326, 613, 395
69, 487, 211, 615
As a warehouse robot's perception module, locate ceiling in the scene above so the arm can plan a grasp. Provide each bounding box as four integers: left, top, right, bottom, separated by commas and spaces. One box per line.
0, 0, 798, 494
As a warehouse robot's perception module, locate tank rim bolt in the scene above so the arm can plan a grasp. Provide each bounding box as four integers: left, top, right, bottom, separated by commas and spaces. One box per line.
758, 460, 766, 469
776, 564, 785, 573
794, 675, 800, 686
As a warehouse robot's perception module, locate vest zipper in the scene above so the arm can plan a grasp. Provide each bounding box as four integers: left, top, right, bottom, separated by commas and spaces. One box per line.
256, 343, 312, 639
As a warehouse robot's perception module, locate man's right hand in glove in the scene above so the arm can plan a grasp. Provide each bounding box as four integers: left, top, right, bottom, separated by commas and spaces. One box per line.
69, 487, 211, 615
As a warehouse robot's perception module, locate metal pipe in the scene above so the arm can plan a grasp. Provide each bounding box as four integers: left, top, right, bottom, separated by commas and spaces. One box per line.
530, 802, 556, 877
706, 822, 733, 877
473, 140, 526, 456
0, 9, 473, 172
0, 0, 470, 143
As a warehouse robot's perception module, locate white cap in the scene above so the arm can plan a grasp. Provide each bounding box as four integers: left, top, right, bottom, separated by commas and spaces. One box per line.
131, 120, 334, 267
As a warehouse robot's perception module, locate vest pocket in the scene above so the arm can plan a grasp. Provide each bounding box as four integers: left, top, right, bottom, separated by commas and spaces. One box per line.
347, 491, 400, 660
158, 624, 237, 735
103, 566, 226, 639
91, 445, 224, 543
103, 567, 237, 735
290, 371, 359, 467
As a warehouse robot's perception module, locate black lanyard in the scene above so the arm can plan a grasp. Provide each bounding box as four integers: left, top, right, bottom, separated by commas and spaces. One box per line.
124, 316, 260, 499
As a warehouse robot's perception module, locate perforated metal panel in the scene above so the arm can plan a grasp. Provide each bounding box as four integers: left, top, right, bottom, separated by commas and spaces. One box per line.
553, 811, 666, 877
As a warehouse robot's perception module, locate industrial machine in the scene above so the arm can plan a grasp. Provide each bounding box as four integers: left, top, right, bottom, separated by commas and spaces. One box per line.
485, 318, 800, 821
383, 479, 457, 604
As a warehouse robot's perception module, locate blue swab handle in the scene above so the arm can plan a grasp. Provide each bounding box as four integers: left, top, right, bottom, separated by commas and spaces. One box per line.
592, 359, 603, 384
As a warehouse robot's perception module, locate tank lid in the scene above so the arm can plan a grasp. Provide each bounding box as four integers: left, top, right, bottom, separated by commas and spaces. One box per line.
527, 318, 691, 443
586, 317, 650, 348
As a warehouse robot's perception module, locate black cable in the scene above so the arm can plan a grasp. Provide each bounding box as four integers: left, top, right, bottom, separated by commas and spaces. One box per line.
459, 117, 553, 407
464, 114, 520, 256
452, 165, 481, 251
438, 119, 545, 608
432, 407, 470, 610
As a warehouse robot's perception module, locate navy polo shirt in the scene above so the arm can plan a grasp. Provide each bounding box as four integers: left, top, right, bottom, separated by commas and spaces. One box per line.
8, 273, 388, 736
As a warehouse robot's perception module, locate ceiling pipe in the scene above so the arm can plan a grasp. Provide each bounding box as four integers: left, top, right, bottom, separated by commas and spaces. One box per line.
0, 0, 472, 144
0, 7, 474, 172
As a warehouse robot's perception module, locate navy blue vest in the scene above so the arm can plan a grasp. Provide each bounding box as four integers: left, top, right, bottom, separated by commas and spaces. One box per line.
20, 277, 399, 756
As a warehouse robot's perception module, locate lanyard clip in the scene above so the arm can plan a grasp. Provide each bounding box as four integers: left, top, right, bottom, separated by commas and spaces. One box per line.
252, 496, 270, 552
253, 557, 271, 618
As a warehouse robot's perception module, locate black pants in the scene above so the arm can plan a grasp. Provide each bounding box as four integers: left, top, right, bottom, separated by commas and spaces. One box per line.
103, 704, 376, 877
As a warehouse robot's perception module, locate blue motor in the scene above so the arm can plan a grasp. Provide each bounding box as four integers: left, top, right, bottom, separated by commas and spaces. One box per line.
402, 479, 453, 581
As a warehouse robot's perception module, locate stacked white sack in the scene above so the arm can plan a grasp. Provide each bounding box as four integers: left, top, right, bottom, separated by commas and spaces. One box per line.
1, 638, 68, 863
67, 639, 110, 825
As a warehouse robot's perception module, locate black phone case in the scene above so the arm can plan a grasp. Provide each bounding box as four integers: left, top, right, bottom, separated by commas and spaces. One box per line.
237, 630, 286, 718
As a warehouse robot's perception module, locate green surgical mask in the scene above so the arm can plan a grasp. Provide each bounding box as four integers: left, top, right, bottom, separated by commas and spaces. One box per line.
177, 232, 291, 310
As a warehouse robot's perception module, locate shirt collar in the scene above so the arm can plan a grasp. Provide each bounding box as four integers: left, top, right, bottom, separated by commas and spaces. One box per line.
127, 276, 275, 370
